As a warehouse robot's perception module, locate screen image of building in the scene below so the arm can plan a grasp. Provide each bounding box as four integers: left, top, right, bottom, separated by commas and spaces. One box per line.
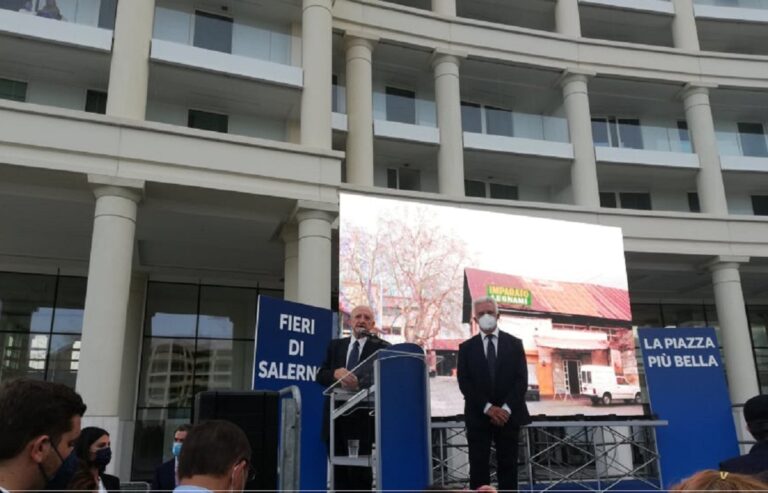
2, 0, 768, 480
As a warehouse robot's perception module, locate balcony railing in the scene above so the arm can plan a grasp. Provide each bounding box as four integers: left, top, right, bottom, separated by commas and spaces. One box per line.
0, 0, 116, 29
695, 0, 768, 9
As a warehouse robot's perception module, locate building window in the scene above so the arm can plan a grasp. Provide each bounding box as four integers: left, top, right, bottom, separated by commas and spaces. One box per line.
0, 78, 27, 102
194, 11, 233, 54
600, 192, 652, 210
688, 192, 700, 213
133, 282, 283, 481
738, 122, 768, 158
678, 120, 692, 153
485, 106, 513, 137
85, 90, 107, 114
385, 87, 416, 124
592, 117, 643, 149
386, 167, 420, 191
461, 101, 482, 133
0, 272, 86, 387
98, 0, 118, 30
464, 179, 485, 198
332, 74, 339, 113
188, 109, 229, 133
752, 195, 768, 216
599, 192, 618, 208
490, 183, 518, 200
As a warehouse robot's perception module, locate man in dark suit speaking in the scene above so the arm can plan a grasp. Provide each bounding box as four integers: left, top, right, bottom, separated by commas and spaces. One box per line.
316, 305, 390, 492
458, 296, 531, 492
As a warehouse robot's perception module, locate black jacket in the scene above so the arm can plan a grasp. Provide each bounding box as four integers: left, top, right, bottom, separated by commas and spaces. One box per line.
457, 331, 531, 429
101, 473, 121, 493
150, 459, 176, 492
720, 441, 768, 477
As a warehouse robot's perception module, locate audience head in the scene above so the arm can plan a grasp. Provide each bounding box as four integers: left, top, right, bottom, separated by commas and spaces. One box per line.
172, 423, 192, 458
178, 420, 252, 492
744, 394, 768, 442
671, 470, 768, 491
0, 378, 86, 491
72, 427, 111, 472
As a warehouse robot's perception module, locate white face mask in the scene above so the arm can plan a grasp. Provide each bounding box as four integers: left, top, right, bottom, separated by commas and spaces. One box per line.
478, 313, 497, 332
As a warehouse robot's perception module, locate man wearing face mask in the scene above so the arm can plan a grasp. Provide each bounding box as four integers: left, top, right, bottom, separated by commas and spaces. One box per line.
316, 305, 391, 493
174, 420, 253, 493
457, 297, 531, 492
0, 378, 86, 493
152, 424, 191, 492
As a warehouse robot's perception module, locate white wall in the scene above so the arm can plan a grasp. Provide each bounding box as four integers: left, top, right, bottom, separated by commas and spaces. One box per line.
650, 189, 692, 212
26, 81, 87, 111
727, 192, 754, 215
153, 3, 293, 65
518, 185, 552, 203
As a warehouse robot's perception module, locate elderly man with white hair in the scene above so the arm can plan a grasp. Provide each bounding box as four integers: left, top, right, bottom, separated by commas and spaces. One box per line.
457, 296, 531, 492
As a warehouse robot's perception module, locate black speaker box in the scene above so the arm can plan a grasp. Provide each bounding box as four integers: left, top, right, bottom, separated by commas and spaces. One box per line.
194, 390, 280, 491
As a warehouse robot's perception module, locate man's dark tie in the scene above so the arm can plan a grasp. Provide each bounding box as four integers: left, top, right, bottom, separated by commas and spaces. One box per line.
347, 340, 361, 370
486, 334, 497, 385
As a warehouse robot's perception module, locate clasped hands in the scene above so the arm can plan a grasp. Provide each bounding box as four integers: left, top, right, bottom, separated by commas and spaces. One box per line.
333, 368, 359, 390
485, 405, 510, 427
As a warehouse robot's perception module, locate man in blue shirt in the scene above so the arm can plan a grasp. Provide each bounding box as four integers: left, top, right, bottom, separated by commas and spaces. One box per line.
173, 421, 253, 493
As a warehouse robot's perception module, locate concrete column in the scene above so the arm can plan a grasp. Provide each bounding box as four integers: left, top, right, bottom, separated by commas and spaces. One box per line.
432, 51, 466, 197
560, 70, 600, 207
301, 0, 333, 148
432, 0, 456, 16
76, 176, 144, 476
297, 208, 334, 308
672, 0, 700, 51
709, 257, 760, 430
106, 0, 155, 120
281, 223, 299, 302
344, 33, 378, 186
683, 84, 728, 214
555, 0, 582, 37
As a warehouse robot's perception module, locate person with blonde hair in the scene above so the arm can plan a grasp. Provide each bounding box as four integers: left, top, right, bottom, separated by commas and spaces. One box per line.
671, 469, 768, 491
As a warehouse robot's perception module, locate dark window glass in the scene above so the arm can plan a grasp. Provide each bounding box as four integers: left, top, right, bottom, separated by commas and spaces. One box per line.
678, 120, 692, 153
47, 334, 80, 387
332, 74, 338, 113
386, 169, 398, 189
97, 0, 118, 30
144, 283, 198, 338
599, 192, 617, 208
385, 87, 416, 124
738, 122, 768, 157
687, 192, 700, 213
489, 183, 518, 200
465, 180, 486, 198
193, 339, 254, 395
661, 304, 706, 327
752, 195, 768, 216
617, 119, 642, 149
756, 348, 768, 395
0, 78, 27, 102
85, 90, 107, 114
197, 286, 256, 340
631, 303, 663, 328
188, 109, 228, 133
461, 101, 482, 133
619, 192, 652, 210
398, 168, 420, 191
592, 118, 609, 147
52, 277, 86, 334
194, 11, 233, 54
138, 337, 197, 408
0, 332, 47, 381
748, 306, 768, 348
485, 106, 513, 137
0, 273, 55, 333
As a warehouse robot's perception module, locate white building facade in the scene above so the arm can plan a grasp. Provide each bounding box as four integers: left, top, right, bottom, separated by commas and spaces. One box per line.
1, 0, 768, 481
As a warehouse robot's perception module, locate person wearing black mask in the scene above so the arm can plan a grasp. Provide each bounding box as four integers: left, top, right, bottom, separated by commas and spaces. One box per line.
69, 427, 120, 493
0, 378, 86, 493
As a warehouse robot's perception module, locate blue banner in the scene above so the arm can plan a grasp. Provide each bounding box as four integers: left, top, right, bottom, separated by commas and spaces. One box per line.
639, 327, 739, 487
253, 295, 332, 492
